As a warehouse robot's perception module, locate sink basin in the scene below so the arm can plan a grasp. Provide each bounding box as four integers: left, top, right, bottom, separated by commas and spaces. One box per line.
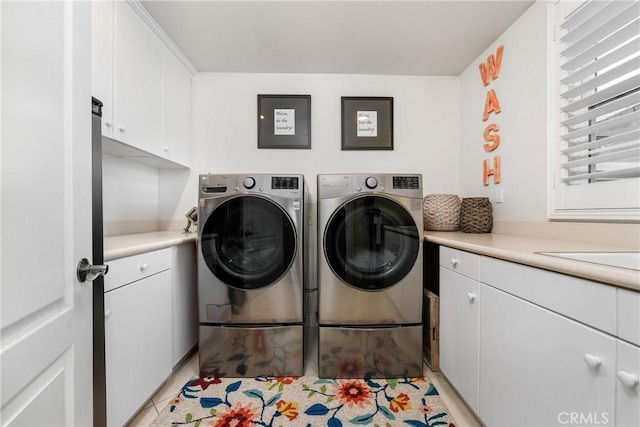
538, 252, 640, 271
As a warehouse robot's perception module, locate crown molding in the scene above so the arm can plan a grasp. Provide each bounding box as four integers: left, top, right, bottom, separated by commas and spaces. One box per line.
126, 0, 198, 76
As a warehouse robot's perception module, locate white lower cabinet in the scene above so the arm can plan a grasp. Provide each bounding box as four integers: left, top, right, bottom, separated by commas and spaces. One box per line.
438, 245, 639, 427
440, 267, 480, 414
104, 249, 173, 426
479, 284, 616, 427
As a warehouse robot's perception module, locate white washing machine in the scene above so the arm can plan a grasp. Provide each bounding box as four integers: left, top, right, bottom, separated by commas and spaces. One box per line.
197, 174, 305, 377
317, 174, 423, 378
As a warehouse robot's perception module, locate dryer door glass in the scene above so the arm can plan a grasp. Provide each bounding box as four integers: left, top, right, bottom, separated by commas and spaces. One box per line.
324, 195, 419, 290
201, 195, 296, 289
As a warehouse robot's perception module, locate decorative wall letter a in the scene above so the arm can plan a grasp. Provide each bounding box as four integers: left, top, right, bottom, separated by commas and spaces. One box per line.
482, 89, 502, 121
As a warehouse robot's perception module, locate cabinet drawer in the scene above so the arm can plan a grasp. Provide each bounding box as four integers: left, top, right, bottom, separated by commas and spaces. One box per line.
104, 248, 171, 292
618, 288, 640, 346
440, 246, 480, 280
480, 256, 616, 334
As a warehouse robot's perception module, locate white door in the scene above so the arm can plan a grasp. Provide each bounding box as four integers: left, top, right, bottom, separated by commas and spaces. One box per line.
1, 1, 93, 426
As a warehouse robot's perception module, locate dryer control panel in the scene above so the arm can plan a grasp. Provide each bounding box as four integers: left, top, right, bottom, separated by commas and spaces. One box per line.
318, 174, 422, 199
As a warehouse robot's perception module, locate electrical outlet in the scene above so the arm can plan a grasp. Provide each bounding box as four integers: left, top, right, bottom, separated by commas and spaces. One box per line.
495, 187, 504, 204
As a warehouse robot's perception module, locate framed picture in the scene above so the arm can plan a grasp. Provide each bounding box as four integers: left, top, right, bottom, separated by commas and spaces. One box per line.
341, 96, 393, 150
257, 95, 311, 149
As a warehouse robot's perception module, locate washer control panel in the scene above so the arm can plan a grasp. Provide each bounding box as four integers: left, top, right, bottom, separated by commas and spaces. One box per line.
199, 174, 304, 199
272, 176, 299, 190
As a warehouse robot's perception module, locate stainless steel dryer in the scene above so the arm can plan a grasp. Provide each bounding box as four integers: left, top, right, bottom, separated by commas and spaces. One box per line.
317, 174, 423, 378
197, 174, 305, 377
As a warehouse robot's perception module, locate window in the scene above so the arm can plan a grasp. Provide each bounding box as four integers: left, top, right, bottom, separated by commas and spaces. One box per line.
551, 0, 640, 220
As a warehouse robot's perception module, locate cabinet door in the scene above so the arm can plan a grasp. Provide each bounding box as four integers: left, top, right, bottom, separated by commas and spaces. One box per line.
113, 1, 162, 154
105, 270, 172, 426
617, 340, 640, 427
161, 46, 191, 167
91, 0, 114, 138
172, 243, 198, 366
618, 288, 640, 346
439, 267, 480, 413
480, 284, 616, 427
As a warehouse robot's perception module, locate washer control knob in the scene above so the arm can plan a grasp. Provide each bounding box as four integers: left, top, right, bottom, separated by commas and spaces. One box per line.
243, 177, 256, 189
365, 176, 378, 189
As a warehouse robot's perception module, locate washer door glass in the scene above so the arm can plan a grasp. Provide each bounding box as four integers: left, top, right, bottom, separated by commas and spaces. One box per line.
201, 195, 296, 290
324, 195, 419, 290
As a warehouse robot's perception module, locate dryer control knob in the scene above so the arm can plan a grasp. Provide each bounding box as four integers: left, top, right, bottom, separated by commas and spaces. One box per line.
365, 176, 378, 189
243, 177, 256, 189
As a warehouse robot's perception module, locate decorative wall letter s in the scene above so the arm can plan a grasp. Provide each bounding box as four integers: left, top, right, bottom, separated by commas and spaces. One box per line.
483, 124, 500, 152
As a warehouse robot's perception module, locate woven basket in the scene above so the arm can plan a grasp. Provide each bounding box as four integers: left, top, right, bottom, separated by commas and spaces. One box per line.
459, 197, 493, 233
423, 194, 461, 231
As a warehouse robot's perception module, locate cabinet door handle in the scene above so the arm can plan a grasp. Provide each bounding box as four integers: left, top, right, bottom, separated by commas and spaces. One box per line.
617, 371, 639, 388
104, 309, 112, 319
104, 120, 112, 128
583, 353, 602, 369
139, 262, 149, 271
451, 258, 459, 268
118, 125, 126, 132
467, 292, 476, 302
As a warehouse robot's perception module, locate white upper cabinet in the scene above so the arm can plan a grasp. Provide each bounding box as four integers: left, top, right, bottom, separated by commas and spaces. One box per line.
113, 0, 163, 155
161, 46, 191, 167
92, 0, 192, 168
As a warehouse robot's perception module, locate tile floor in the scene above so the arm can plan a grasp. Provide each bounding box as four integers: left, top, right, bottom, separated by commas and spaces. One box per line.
125, 350, 200, 426
126, 332, 481, 427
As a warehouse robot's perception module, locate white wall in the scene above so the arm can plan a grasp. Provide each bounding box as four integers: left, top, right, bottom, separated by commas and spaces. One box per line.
102, 153, 160, 235
107, 4, 552, 232
458, 1, 549, 221
159, 72, 460, 226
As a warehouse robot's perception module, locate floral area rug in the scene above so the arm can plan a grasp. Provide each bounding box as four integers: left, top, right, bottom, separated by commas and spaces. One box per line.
152, 375, 456, 427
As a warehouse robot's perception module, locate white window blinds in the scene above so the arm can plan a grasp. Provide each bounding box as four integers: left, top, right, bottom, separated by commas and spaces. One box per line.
553, 0, 640, 219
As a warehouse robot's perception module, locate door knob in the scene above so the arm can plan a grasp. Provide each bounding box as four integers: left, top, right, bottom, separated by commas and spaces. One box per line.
77, 258, 109, 282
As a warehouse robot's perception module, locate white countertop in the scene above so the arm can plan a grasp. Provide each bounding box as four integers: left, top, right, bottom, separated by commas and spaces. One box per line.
103, 229, 639, 291
104, 230, 196, 261
424, 231, 640, 291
